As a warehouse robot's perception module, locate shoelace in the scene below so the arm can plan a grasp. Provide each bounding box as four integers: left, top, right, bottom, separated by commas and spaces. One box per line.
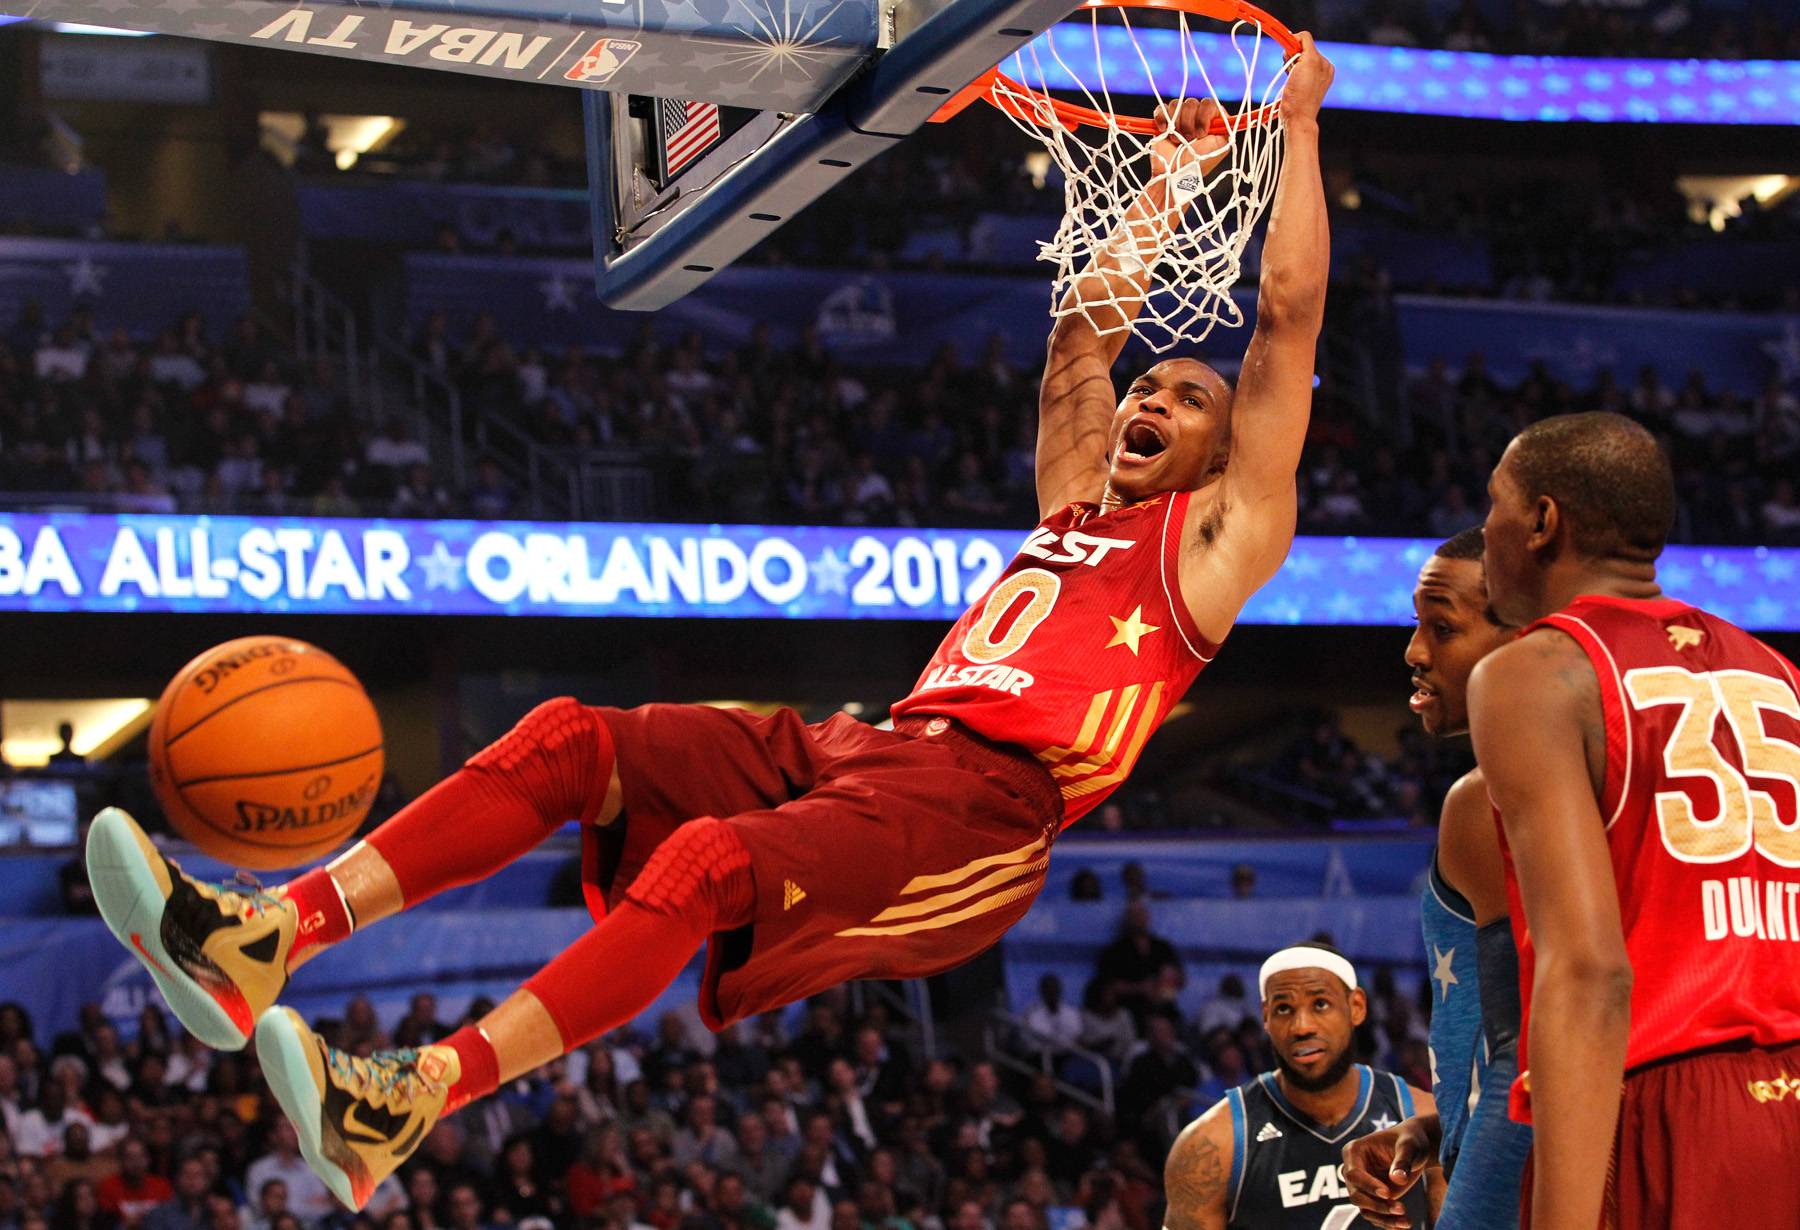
201, 870, 285, 918
327, 1046, 442, 1106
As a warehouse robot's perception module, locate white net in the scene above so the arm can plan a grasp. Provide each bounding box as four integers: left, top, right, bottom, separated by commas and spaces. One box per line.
989, 9, 1294, 352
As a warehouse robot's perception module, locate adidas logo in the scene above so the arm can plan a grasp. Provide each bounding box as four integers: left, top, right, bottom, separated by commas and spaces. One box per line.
1255, 1122, 1282, 1142
782, 880, 807, 910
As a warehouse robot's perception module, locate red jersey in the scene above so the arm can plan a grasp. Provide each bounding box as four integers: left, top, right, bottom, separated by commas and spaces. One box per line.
1499, 594, 1800, 1122
890, 491, 1217, 825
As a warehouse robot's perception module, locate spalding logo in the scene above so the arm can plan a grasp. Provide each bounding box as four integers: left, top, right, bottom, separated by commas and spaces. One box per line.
192, 642, 301, 695
233, 775, 376, 832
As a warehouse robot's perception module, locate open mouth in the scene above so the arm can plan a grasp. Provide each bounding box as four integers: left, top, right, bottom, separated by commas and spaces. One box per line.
1409, 679, 1438, 712
1290, 1043, 1327, 1062
1118, 420, 1168, 463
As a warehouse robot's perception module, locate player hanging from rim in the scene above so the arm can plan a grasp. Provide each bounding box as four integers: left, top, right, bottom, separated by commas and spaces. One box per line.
1160, 944, 1438, 1230
1469, 412, 1800, 1229
1338, 528, 1531, 1230
85, 38, 1335, 1213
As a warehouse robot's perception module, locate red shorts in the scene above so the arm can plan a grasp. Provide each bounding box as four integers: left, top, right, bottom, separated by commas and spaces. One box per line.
586, 705, 1062, 1030
1522, 1038, 1800, 1230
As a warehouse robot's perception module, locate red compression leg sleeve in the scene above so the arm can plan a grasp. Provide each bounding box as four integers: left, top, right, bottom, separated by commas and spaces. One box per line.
438, 1025, 500, 1113
364, 698, 615, 907
522, 817, 754, 1049
281, 868, 353, 966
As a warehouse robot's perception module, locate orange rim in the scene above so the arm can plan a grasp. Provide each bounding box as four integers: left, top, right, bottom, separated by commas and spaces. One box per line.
930, 0, 1301, 135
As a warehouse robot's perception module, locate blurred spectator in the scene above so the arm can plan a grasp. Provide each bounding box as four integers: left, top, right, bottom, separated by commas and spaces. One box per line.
242, 1180, 287, 1230
1196, 975, 1252, 1035
774, 1177, 828, 1230
393, 995, 451, 1048
141, 1159, 208, 1230
1228, 865, 1256, 900
14, 1081, 92, 1157
45, 1125, 112, 1193
244, 1123, 332, 1226
1022, 975, 1082, 1060
1076, 981, 1136, 1070
1092, 904, 1179, 1026
98, 1142, 169, 1228
45, 725, 83, 771
444, 1185, 494, 1230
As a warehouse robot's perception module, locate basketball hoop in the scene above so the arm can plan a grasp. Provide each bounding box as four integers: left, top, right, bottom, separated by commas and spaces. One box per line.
934, 0, 1302, 351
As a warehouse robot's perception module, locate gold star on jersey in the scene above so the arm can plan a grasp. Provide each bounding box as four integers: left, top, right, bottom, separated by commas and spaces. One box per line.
1106, 605, 1161, 655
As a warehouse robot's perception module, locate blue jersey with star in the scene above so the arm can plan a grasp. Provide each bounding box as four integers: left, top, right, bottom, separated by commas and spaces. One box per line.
1221, 1065, 1425, 1230
1421, 851, 1483, 1170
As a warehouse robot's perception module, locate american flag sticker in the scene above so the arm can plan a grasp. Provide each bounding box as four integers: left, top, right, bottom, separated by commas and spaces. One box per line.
565, 38, 639, 84
658, 98, 723, 181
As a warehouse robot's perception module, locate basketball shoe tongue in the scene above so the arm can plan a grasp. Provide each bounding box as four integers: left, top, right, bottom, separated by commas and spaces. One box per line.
85, 807, 296, 1051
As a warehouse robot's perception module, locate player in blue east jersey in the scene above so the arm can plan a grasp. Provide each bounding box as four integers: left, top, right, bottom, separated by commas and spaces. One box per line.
1161, 945, 1438, 1230
1339, 528, 1533, 1230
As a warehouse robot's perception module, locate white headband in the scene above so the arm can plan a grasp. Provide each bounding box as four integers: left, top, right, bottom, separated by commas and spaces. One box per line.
1259, 947, 1359, 1000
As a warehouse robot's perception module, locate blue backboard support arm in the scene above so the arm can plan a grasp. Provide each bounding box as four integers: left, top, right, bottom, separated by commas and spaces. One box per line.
590, 0, 1081, 310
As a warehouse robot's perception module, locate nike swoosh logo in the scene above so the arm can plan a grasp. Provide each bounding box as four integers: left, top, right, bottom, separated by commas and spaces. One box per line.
391, 1116, 426, 1158
344, 1096, 413, 1145
130, 933, 171, 977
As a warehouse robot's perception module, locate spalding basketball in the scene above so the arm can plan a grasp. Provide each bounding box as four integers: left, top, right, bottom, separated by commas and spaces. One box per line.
148, 636, 383, 870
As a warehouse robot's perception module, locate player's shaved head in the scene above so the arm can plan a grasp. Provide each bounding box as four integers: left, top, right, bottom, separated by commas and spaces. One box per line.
1500, 412, 1675, 562
1432, 526, 1486, 563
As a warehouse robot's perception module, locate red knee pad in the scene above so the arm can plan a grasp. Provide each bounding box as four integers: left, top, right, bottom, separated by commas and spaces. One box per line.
466, 697, 615, 829
625, 817, 754, 930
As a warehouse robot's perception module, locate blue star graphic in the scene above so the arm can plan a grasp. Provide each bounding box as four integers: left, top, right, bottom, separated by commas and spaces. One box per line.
1662, 563, 1696, 591
1712, 560, 1746, 587
1262, 599, 1304, 624
1759, 554, 1796, 583
1285, 553, 1324, 580
418, 541, 466, 591
539, 270, 579, 312
1325, 591, 1363, 621
1345, 549, 1381, 575
1748, 597, 1786, 629
63, 255, 107, 297
1761, 323, 1800, 385
811, 548, 851, 596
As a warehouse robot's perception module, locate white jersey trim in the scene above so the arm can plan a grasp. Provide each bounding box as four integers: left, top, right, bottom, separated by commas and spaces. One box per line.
1550, 614, 1634, 831
1159, 493, 1213, 663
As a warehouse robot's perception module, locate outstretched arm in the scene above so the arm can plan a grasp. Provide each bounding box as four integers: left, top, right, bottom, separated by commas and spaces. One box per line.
1036, 100, 1229, 516
1205, 35, 1333, 587
1469, 632, 1629, 1230
1162, 1102, 1234, 1230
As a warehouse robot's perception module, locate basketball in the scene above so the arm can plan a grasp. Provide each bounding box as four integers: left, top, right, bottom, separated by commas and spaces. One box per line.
147, 637, 384, 870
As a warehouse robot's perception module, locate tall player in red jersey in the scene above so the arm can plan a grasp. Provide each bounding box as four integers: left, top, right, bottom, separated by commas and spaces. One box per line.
1469, 411, 1800, 1230
84, 40, 1335, 1215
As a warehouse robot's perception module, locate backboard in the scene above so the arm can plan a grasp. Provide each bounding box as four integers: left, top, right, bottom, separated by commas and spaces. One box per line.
586, 0, 1093, 310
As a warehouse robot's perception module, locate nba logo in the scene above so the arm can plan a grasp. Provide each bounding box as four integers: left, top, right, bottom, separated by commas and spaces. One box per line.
566, 38, 639, 83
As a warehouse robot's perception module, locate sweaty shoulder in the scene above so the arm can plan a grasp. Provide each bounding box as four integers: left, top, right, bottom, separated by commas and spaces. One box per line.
1163, 1100, 1235, 1230
1436, 768, 1508, 925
